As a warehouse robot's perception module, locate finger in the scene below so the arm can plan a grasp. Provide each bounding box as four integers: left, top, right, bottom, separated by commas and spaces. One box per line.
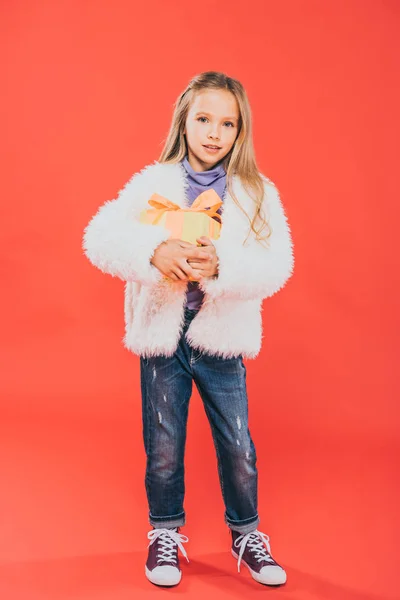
170, 267, 190, 281
165, 270, 181, 281
187, 266, 206, 275
179, 260, 195, 279
190, 261, 215, 275
197, 236, 213, 246
191, 269, 204, 280
187, 260, 205, 267
193, 244, 215, 254
185, 248, 211, 260
187, 261, 213, 274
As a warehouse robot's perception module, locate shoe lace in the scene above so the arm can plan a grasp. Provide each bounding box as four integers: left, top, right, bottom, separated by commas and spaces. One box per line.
147, 528, 190, 564
234, 529, 275, 572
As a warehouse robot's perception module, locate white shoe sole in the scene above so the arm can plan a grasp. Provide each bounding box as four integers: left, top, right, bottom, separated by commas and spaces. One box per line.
145, 565, 182, 587
231, 549, 287, 585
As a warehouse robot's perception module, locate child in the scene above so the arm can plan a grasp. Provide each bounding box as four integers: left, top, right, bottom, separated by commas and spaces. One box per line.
83, 71, 294, 588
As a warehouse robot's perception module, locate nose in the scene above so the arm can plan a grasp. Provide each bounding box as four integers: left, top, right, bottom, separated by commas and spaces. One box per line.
208, 125, 221, 140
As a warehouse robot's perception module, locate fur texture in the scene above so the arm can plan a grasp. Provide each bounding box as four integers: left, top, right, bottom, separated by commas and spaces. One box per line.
82, 161, 294, 359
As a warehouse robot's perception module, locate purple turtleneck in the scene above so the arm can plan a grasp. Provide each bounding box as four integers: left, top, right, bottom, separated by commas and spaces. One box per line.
181, 155, 226, 311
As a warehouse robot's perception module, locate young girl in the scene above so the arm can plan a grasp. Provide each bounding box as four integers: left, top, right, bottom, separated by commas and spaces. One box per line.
83, 71, 294, 588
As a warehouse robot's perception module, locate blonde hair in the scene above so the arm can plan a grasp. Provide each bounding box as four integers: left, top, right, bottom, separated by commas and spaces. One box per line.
158, 71, 272, 247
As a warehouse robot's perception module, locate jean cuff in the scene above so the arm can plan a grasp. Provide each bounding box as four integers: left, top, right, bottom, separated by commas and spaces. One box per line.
225, 514, 260, 535
149, 511, 185, 529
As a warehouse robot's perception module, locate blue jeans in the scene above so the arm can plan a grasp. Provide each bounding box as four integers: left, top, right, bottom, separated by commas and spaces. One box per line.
140, 306, 260, 534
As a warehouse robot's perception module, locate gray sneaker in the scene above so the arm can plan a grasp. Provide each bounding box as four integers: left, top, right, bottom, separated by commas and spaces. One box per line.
145, 527, 189, 587
231, 529, 287, 585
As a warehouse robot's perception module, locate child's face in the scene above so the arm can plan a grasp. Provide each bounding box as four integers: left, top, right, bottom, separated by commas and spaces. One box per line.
184, 89, 239, 171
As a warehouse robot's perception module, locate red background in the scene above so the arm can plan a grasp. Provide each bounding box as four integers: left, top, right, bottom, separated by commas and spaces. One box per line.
1, 1, 399, 598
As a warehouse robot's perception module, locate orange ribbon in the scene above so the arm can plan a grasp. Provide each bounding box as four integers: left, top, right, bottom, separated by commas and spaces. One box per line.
144, 189, 223, 225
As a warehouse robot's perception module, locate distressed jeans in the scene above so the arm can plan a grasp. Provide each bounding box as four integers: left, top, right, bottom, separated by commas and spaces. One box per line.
140, 306, 260, 534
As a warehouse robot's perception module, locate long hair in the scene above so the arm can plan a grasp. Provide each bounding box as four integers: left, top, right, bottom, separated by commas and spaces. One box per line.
158, 71, 272, 247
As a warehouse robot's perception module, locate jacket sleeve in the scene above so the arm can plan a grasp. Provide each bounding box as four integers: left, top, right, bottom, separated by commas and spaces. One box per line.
198, 181, 294, 301
82, 173, 171, 286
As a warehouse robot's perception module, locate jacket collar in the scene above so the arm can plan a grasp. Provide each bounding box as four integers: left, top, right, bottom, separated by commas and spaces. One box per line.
143, 160, 254, 215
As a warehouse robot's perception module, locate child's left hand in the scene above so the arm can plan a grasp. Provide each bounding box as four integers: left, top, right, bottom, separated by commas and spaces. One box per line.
187, 236, 219, 280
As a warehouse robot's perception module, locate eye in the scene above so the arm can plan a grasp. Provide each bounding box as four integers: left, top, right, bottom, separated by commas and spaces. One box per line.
197, 116, 208, 123
224, 121, 234, 127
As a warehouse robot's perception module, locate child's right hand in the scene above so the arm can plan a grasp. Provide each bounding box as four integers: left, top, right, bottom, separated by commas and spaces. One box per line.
150, 239, 210, 282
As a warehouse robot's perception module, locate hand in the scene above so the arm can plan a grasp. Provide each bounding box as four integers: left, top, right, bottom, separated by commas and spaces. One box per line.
150, 238, 213, 282
187, 236, 219, 280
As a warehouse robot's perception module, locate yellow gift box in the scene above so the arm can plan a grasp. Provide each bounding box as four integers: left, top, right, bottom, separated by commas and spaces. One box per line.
139, 189, 222, 282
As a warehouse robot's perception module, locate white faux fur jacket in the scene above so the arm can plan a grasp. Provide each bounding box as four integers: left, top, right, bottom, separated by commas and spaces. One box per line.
82, 160, 294, 360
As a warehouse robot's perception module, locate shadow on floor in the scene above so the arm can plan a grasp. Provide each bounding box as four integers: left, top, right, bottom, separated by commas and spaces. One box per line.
0, 551, 391, 600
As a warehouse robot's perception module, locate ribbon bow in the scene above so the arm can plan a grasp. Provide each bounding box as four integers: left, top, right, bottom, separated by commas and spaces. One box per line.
144, 188, 223, 225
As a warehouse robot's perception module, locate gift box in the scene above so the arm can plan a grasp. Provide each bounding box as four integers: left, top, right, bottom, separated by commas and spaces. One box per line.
139, 189, 222, 282
139, 188, 222, 244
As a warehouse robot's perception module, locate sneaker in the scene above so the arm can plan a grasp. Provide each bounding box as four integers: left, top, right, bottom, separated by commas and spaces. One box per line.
231, 529, 287, 586
145, 527, 189, 587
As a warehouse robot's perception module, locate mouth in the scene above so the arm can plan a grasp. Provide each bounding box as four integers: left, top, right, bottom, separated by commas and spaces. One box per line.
203, 144, 222, 152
